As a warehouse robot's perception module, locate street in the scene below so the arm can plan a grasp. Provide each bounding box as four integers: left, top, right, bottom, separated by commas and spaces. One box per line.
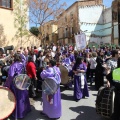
8, 84, 109, 120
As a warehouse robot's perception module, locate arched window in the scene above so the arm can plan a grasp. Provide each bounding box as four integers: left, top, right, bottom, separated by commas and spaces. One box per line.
0, 0, 13, 9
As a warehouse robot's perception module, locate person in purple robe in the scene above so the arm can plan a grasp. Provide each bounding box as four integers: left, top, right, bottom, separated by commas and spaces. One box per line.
4, 53, 31, 119
68, 51, 75, 63
73, 57, 89, 101
62, 54, 71, 67
62, 46, 68, 55
85, 48, 90, 53
40, 59, 62, 119
68, 51, 75, 78
17, 49, 27, 72
61, 54, 73, 88
85, 46, 90, 53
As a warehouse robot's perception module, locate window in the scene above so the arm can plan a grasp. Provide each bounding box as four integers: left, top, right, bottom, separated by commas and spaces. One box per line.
65, 17, 67, 22
47, 25, 49, 30
46, 33, 49, 41
70, 27, 74, 35
64, 28, 67, 37
70, 12, 73, 20
0, 0, 13, 9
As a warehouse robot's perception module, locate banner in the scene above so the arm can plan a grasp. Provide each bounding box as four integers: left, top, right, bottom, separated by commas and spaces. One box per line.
75, 33, 87, 51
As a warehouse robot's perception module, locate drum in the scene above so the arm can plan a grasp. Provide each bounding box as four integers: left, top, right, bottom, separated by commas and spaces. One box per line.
14, 74, 31, 90
59, 65, 70, 84
96, 86, 115, 118
0, 86, 16, 120
42, 78, 59, 95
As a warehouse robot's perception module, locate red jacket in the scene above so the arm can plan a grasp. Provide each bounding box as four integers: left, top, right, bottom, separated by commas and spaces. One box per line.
34, 49, 38, 54
26, 62, 36, 78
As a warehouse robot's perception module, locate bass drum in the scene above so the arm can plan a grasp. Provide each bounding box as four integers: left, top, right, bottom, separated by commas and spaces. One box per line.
96, 86, 115, 118
42, 78, 59, 95
0, 86, 16, 120
14, 74, 31, 90
59, 65, 69, 84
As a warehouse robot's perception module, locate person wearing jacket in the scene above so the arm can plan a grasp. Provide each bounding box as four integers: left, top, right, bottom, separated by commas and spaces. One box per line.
106, 57, 120, 120
26, 56, 37, 98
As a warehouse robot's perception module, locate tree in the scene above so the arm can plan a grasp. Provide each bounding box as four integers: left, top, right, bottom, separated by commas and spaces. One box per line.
28, 0, 66, 27
29, 27, 39, 36
0, 24, 7, 47
27, 0, 66, 44
14, 0, 29, 46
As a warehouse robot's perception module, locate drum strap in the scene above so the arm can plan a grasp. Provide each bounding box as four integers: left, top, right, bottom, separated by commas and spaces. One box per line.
53, 68, 59, 83
53, 67, 60, 91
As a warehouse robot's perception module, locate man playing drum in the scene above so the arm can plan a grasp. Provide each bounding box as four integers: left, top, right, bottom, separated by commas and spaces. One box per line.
40, 60, 62, 119
106, 57, 120, 120
60, 53, 73, 88
4, 53, 31, 119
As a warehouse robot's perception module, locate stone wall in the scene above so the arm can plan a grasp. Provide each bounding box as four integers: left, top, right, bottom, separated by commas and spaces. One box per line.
0, 1, 41, 49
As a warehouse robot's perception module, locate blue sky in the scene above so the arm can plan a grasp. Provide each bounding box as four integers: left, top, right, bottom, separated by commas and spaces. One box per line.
62, 0, 113, 8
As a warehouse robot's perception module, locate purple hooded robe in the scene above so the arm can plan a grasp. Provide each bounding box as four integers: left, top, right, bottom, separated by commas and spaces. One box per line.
40, 66, 62, 119
73, 62, 89, 100
4, 62, 31, 119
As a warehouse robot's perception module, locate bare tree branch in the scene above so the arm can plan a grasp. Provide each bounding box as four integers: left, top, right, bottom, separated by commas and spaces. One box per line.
27, 0, 66, 27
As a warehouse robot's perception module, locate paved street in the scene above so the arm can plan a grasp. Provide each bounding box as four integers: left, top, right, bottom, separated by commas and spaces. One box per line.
7, 84, 109, 120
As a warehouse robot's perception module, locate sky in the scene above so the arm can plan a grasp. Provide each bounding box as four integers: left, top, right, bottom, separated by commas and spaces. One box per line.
62, 0, 113, 8
29, 0, 113, 28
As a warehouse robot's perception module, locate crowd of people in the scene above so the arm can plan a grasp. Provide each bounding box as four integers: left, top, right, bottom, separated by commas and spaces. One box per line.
0, 43, 120, 120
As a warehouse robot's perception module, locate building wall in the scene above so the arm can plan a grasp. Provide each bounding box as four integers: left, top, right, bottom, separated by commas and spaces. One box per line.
79, 5, 113, 45
102, 36, 111, 44
0, 0, 40, 49
78, 0, 102, 7
88, 37, 102, 44
58, 0, 103, 44
39, 21, 58, 44
101, 8, 112, 44
58, 3, 78, 41
103, 8, 112, 23
114, 22, 118, 39
52, 25, 58, 34
57, 0, 120, 45
79, 5, 104, 44
79, 5, 103, 24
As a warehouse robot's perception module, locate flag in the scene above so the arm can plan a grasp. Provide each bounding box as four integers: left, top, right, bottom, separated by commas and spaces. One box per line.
75, 33, 87, 51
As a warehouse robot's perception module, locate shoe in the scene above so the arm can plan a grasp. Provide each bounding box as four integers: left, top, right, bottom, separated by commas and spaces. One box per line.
75, 99, 79, 102
82, 96, 85, 98
29, 95, 33, 98
51, 118, 60, 120
40, 111, 47, 116
90, 82, 92, 86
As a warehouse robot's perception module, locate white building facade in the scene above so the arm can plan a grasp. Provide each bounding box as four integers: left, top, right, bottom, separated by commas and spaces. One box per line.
78, 5, 116, 45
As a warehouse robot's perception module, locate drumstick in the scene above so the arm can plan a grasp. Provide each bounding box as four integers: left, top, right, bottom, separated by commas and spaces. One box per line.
44, 80, 54, 94
20, 75, 27, 89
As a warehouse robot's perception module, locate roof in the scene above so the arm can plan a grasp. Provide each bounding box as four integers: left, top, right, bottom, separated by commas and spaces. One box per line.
59, 1, 78, 16
58, 0, 100, 16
